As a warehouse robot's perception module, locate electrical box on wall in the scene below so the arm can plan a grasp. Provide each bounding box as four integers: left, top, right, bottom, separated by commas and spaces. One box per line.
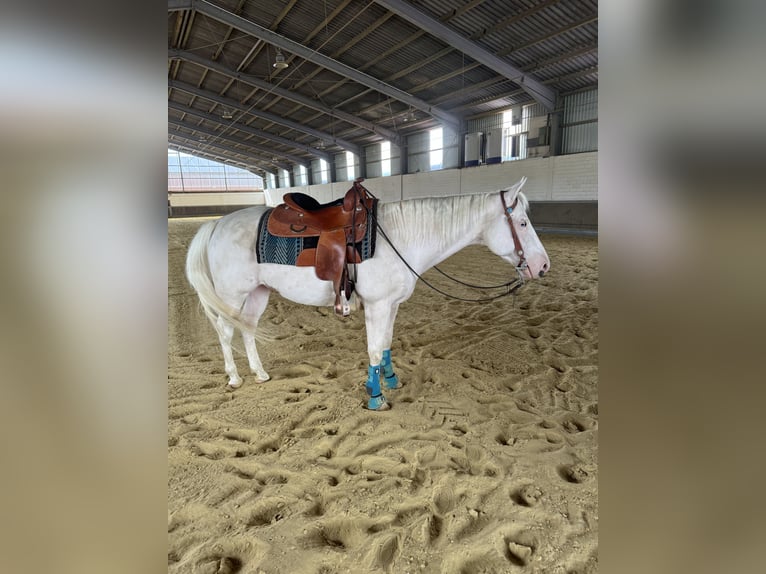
526, 115, 550, 157
485, 130, 502, 164
464, 132, 482, 167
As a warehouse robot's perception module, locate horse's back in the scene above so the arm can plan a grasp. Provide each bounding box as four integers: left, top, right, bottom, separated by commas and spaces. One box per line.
210, 205, 270, 252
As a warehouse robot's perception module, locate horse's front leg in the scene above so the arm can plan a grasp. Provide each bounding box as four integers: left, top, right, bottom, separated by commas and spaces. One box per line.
363, 301, 401, 410
380, 302, 401, 390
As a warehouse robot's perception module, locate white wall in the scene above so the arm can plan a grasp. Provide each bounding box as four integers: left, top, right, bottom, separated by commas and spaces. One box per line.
169, 191, 266, 207
264, 152, 597, 206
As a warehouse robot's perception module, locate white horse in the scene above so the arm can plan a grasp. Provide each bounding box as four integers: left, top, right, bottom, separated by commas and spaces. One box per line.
185, 177, 550, 410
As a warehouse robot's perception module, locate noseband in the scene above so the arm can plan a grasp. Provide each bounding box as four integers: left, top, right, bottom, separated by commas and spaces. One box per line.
500, 190, 528, 280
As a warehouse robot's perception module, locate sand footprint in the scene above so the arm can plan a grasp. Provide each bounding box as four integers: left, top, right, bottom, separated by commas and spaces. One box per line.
559, 463, 590, 484
365, 533, 400, 571
244, 497, 286, 528
511, 484, 544, 507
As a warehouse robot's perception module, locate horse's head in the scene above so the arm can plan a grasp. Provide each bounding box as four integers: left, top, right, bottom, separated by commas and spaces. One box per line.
484, 177, 550, 280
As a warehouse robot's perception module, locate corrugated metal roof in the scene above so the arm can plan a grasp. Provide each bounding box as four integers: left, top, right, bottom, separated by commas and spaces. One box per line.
169, 0, 598, 171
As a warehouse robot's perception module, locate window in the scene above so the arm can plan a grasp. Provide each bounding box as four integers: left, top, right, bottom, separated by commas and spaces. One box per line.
280, 168, 291, 187
380, 141, 391, 176
502, 105, 531, 161
166, 149, 263, 191
168, 150, 183, 191
429, 128, 443, 170
346, 151, 355, 181
319, 159, 329, 184
298, 164, 308, 186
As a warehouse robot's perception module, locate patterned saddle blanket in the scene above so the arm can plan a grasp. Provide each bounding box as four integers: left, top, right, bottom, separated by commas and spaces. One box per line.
255, 205, 377, 267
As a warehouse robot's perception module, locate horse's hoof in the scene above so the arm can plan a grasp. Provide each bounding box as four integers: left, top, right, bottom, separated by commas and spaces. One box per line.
367, 395, 390, 411
254, 375, 270, 384
227, 381, 242, 391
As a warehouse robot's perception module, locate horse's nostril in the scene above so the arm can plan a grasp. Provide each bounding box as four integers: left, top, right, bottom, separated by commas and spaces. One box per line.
538, 270, 545, 277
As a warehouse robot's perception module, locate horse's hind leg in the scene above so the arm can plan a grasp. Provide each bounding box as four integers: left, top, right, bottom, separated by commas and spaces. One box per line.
241, 286, 271, 383
215, 316, 243, 389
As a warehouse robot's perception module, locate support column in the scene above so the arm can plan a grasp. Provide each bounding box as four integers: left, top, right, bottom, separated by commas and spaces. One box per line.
357, 148, 367, 179
329, 158, 337, 184
548, 96, 564, 157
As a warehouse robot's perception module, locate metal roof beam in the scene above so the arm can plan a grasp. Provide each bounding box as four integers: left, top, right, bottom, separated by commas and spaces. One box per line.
169, 79, 361, 156
373, 0, 557, 111
168, 100, 332, 162
168, 118, 309, 168
170, 49, 403, 147
168, 0, 192, 12
188, 0, 461, 130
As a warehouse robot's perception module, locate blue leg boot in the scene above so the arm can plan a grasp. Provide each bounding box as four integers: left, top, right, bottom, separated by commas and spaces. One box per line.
365, 365, 390, 411
381, 349, 401, 390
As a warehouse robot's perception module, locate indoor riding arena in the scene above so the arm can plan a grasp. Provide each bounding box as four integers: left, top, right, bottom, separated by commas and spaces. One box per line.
168, 2, 598, 573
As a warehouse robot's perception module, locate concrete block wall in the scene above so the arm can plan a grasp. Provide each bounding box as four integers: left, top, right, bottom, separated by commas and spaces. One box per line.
168, 191, 266, 217
551, 153, 598, 200
267, 151, 597, 204
172, 153, 597, 230
265, 152, 597, 231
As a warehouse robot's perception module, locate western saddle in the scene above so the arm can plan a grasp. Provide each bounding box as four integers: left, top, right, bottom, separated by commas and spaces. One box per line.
267, 178, 377, 316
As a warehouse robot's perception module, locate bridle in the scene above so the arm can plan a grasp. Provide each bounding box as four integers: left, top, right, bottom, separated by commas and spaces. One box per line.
355, 182, 530, 303
500, 189, 529, 282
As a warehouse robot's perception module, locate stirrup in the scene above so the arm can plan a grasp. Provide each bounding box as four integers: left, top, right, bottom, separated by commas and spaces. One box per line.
334, 292, 351, 317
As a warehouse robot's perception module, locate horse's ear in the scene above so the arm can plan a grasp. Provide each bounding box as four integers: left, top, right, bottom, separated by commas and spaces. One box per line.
504, 177, 527, 204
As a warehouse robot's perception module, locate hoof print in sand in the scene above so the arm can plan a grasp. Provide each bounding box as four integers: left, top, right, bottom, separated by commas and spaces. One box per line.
512, 484, 544, 507
560, 464, 590, 484
503, 533, 538, 567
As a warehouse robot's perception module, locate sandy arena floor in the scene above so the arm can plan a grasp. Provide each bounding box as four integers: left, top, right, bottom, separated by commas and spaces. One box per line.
169, 217, 598, 574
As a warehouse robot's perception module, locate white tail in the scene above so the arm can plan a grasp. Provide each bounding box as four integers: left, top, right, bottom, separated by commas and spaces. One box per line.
185, 220, 256, 334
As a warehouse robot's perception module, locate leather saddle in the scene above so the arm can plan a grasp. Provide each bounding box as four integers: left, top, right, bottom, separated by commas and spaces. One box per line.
267, 178, 377, 316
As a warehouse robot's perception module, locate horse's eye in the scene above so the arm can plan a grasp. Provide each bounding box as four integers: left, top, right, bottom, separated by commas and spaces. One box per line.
521, 220, 527, 227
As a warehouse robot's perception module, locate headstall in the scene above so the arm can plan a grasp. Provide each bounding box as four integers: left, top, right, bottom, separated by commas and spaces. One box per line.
500, 190, 529, 281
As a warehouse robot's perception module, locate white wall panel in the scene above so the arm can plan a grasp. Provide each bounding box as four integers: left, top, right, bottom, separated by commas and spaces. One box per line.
259, 152, 596, 207
171, 191, 266, 207
459, 162, 536, 199
402, 169, 461, 200
363, 176, 402, 203
263, 187, 287, 205
310, 183, 336, 204
551, 153, 598, 200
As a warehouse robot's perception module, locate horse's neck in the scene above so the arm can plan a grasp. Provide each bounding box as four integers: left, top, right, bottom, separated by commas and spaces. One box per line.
378, 194, 494, 272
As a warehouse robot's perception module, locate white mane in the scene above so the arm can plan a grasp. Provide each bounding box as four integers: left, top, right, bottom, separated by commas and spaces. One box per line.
377, 189, 528, 248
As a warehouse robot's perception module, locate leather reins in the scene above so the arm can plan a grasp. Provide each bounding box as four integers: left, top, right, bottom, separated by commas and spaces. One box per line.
358, 183, 526, 303
500, 189, 527, 271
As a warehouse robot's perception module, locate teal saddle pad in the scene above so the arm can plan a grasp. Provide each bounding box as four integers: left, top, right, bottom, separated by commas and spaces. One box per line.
255, 206, 377, 266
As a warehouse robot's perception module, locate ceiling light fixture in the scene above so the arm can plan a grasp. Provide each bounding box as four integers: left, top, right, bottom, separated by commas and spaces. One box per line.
273, 48, 289, 70
221, 108, 233, 119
